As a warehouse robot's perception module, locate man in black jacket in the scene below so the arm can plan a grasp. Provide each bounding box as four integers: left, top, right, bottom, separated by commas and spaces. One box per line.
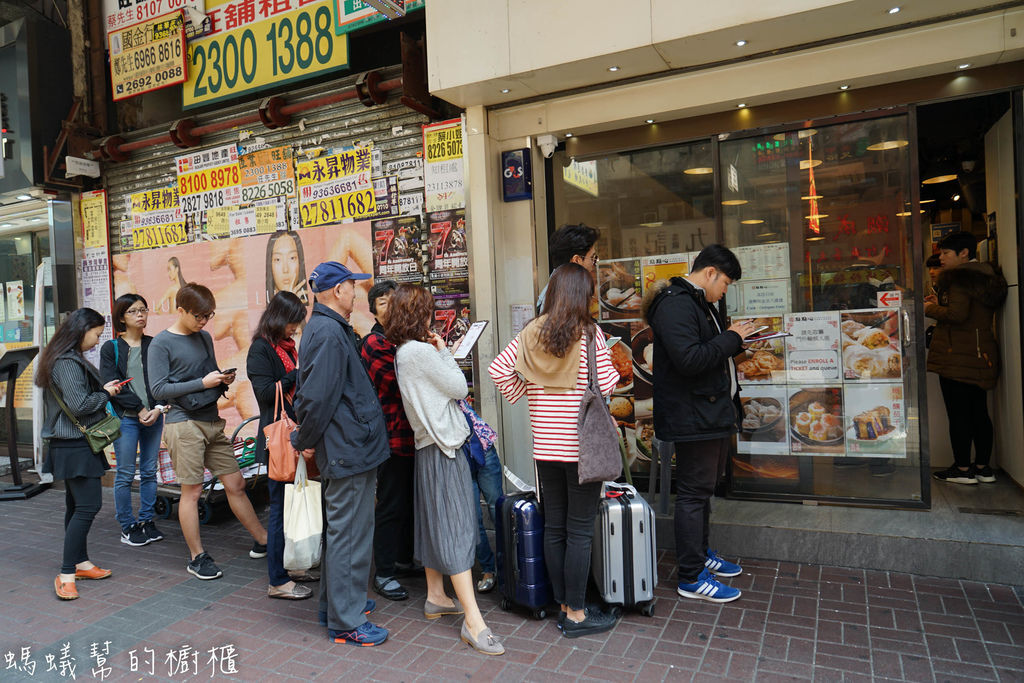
290, 261, 391, 646
642, 245, 755, 604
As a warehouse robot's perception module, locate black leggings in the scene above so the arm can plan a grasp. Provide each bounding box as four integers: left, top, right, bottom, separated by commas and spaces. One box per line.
536, 460, 602, 611
939, 376, 992, 468
62, 477, 103, 573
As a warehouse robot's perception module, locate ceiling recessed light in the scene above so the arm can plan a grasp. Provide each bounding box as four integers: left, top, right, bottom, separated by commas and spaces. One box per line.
735, 40, 747, 47
952, 194, 961, 201
16, 194, 31, 201
958, 63, 971, 70
737, 103, 747, 108
564, 133, 573, 138
607, 66, 620, 72
683, 167, 714, 175
741, 219, 764, 225
839, 84, 850, 90
500, 88, 510, 94
721, 199, 748, 206
888, 6, 900, 14
645, 119, 654, 124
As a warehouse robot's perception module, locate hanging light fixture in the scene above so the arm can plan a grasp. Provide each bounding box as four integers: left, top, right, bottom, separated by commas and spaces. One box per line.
866, 122, 909, 151
922, 158, 958, 185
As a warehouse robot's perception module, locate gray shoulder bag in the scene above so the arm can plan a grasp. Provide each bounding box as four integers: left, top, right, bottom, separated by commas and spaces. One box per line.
576, 330, 622, 485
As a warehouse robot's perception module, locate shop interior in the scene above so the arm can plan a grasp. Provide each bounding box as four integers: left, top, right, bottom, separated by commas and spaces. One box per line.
548, 90, 1021, 510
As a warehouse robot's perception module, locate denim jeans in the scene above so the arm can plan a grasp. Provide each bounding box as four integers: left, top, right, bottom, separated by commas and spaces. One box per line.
113, 413, 164, 530
266, 479, 290, 587
469, 446, 503, 574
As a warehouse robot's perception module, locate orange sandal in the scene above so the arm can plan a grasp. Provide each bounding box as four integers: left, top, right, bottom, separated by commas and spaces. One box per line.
54, 576, 78, 600
75, 566, 111, 580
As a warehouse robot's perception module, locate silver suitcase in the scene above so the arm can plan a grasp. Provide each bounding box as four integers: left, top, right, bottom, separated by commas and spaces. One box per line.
592, 482, 658, 616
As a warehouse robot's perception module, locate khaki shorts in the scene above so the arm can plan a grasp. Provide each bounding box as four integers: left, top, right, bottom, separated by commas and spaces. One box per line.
163, 418, 239, 485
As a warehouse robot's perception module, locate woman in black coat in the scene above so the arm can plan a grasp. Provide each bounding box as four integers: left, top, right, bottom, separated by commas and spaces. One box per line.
247, 292, 311, 599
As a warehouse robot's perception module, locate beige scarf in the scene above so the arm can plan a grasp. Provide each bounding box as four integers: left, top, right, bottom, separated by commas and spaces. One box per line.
514, 316, 583, 391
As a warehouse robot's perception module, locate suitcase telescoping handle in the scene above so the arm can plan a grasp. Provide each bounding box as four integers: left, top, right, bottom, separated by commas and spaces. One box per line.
604, 482, 636, 499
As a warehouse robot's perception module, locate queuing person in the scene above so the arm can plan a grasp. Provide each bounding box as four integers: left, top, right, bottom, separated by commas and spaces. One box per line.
37, 308, 123, 600
536, 223, 599, 312
925, 231, 1007, 484
148, 283, 268, 580
290, 262, 390, 646
489, 263, 620, 638
642, 245, 755, 604
100, 294, 167, 547
461, 401, 503, 594
360, 279, 417, 602
247, 291, 314, 600
388, 284, 505, 656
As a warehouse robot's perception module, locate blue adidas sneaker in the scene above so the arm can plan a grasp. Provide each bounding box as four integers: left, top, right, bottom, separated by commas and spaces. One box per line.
329, 621, 388, 647
705, 550, 742, 578
677, 568, 742, 603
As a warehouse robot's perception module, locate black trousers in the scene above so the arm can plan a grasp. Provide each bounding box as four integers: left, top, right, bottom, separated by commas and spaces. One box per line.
62, 476, 103, 574
673, 437, 729, 583
536, 460, 602, 610
939, 376, 993, 468
373, 453, 415, 578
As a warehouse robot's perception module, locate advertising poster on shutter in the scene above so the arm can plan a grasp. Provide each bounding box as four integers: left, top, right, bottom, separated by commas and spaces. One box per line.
372, 216, 426, 284
130, 188, 187, 249
108, 10, 186, 100
423, 119, 465, 212
176, 143, 243, 216
296, 147, 375, 227
425, 209, 468, 294
365, 176, 400, 219
239, 146, 295, 203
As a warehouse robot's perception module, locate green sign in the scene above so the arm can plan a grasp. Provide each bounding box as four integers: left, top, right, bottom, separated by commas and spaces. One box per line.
333, 0, 424, 35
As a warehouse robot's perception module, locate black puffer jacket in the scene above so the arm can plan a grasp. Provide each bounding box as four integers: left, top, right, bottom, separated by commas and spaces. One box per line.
643, 277, 744, 443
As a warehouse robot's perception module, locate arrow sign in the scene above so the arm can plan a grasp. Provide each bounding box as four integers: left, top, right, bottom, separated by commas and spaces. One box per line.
877, 290, 902, 308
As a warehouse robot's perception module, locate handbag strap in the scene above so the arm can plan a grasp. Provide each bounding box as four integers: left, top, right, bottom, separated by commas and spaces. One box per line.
49, 383, 89, 436
585, 328, 600, 392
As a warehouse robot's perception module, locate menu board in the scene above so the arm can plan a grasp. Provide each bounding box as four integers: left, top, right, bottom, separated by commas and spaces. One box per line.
844, 384, 906, 457
733, 243, 789, 280
840, 309, 902, 381
640, 253, 689, 292
785, 311, 841, 382
732, 316, 786, 383
738, 385, 790, 455
788, 386, 845, 454
740, 278, 790, 316
597, 258, 643, 321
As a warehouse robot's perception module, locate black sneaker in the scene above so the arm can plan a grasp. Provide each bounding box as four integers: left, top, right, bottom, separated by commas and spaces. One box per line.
933, 465, 977, 485
975, 466, 996, 483
187, 552, 223, 580
120, 523, 150, 547
561, 607, 619, 639
141, 520, 164, 542
249, 542, 267, 559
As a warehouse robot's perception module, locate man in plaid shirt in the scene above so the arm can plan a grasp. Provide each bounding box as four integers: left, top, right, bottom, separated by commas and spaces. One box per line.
360, 280, 417, 601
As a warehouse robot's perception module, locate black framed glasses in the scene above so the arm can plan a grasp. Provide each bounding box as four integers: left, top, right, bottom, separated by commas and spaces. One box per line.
126, 307, 149, 315
192, 311, 216, 323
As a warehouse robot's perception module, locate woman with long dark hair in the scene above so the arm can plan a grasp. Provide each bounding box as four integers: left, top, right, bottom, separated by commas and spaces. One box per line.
37, 308, 124, 600
387, 285, 504, 656
488, 263, 620, 638
266, 231, 308, 305
247, 291, 313, 599
100, 294, 167, 548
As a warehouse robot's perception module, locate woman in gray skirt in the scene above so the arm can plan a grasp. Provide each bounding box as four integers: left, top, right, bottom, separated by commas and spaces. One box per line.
387, 284, 504, 656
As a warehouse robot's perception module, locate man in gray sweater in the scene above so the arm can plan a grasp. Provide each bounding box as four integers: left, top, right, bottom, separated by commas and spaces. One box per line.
290, 262, 390, 646
148, 283, 268, 581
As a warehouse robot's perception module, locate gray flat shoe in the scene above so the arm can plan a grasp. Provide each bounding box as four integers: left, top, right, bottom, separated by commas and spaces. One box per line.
460, 621, 504, 656
476, 574, 495, 593
268, 583, 313, 600
424, 598, 463, 619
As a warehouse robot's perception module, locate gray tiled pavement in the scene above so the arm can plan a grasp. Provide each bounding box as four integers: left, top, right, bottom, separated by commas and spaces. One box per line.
1, 482, 1022, 682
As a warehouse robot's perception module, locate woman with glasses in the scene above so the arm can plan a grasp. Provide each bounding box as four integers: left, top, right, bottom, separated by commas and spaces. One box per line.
101, 294, 168, 548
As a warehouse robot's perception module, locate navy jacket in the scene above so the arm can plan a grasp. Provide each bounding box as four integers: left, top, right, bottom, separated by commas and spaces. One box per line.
99, 336, 154, 417
290, 303, 389, 478
645, 277, 743, 443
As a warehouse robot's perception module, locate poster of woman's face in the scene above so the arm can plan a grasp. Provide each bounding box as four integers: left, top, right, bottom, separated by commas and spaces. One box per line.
266, 231, 308, 304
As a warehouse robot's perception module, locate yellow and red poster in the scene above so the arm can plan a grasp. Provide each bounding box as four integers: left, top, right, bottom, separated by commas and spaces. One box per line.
109, 10, 187, 100
296, 147, 375, 227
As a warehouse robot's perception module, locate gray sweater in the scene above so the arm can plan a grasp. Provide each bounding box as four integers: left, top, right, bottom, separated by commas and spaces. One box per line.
394, 341, 470, 457
148, 329, 221, 423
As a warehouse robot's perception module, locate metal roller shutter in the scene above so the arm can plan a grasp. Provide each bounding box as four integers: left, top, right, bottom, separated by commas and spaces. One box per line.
103, 65, 428, 251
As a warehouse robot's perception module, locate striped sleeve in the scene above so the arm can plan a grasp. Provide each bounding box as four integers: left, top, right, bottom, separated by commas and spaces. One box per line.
488, 335, 527, 404
592, 332, 620, 398
52, 358, 109, 417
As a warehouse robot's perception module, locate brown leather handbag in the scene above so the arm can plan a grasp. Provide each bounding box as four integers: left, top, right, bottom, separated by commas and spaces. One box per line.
266, 381, 319, 481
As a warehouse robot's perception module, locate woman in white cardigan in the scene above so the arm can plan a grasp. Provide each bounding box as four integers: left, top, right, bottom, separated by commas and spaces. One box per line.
387, 284, 504, 657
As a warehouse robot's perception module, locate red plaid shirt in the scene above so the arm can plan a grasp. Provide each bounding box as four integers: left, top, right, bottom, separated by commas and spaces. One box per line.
360, 325, 415, 457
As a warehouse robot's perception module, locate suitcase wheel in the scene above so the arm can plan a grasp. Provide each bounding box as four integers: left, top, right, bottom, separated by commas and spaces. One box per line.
499, 598, 512, 611
154, 496, 174, 519
639, 601, 655, 617
532, 608, 547, 620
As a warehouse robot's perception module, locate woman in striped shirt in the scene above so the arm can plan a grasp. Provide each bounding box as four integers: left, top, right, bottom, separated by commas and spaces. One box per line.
36, 308, 124, 600
488, 263, 620, 638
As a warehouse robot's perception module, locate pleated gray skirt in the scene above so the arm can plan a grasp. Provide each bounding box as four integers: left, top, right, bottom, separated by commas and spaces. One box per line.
413, 443, 476, 575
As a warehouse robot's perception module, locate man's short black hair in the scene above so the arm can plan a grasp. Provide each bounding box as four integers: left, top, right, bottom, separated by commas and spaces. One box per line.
549, 223, 598, 270
691, 244, 742, 281
926, 253, 942, 268
937, 231, 977, 260
367, 279, 397, 315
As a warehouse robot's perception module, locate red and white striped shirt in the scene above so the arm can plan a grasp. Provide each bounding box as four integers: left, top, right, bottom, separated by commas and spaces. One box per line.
488, 331, 620, 462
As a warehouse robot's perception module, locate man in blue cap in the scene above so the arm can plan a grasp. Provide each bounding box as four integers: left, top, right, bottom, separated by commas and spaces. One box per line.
290, 261, 391, 646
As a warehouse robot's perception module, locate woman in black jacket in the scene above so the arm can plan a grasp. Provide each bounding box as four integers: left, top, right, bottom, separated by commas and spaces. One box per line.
247, 291, 312, 599
100, 294, 167, 548
37, 308, 123, 600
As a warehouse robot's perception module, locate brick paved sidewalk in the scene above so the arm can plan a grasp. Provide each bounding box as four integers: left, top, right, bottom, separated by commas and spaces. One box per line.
1, 484, 1022, 682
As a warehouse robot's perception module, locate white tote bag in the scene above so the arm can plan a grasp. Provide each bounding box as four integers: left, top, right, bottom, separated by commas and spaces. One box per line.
283, 457, 323, 570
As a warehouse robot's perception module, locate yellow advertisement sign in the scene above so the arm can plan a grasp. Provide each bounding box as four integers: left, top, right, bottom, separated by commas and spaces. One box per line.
132, 224, 189, 249
300, 188, 375, 228
562, 159, 599, 197
424, 124, 463, 163
240, 146, 295, 203
81, 190, 108, 249
297, 147, 374, 227
206, 206, 234, 236
183, 0, 348, 109
130, 188, 186, 250
109, 11, 186, 101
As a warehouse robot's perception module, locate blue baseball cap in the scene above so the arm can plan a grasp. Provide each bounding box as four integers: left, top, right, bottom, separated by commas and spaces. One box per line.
308, 261, 372, 293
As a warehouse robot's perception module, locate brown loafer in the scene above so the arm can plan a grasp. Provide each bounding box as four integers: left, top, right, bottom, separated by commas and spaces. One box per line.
55, 576, 78, 600
75, 566, 112, 580
268, 583, 313, 600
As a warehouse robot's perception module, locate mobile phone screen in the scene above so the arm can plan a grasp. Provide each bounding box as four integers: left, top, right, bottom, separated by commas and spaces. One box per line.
221, 368, 237, 374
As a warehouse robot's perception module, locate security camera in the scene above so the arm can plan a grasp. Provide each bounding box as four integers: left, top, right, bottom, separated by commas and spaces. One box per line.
536, 134, 558, 159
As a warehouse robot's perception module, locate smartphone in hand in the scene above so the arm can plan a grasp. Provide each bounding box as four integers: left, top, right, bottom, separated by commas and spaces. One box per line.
220, 368, 237, 375
114, 377, 134, 388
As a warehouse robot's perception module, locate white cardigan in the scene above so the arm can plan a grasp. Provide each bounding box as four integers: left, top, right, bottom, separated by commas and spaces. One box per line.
394, 341, 471, 458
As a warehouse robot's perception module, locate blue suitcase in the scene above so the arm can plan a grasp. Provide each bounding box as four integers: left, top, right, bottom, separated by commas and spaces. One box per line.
495, 492, 552, 620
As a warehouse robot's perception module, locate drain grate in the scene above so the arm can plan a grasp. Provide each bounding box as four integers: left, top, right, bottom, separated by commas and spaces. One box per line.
957, 507, 1021, 516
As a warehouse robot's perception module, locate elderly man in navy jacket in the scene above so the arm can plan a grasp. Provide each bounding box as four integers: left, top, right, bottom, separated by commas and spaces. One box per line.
643, 245, 756, 605
291, 261, 390, 646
